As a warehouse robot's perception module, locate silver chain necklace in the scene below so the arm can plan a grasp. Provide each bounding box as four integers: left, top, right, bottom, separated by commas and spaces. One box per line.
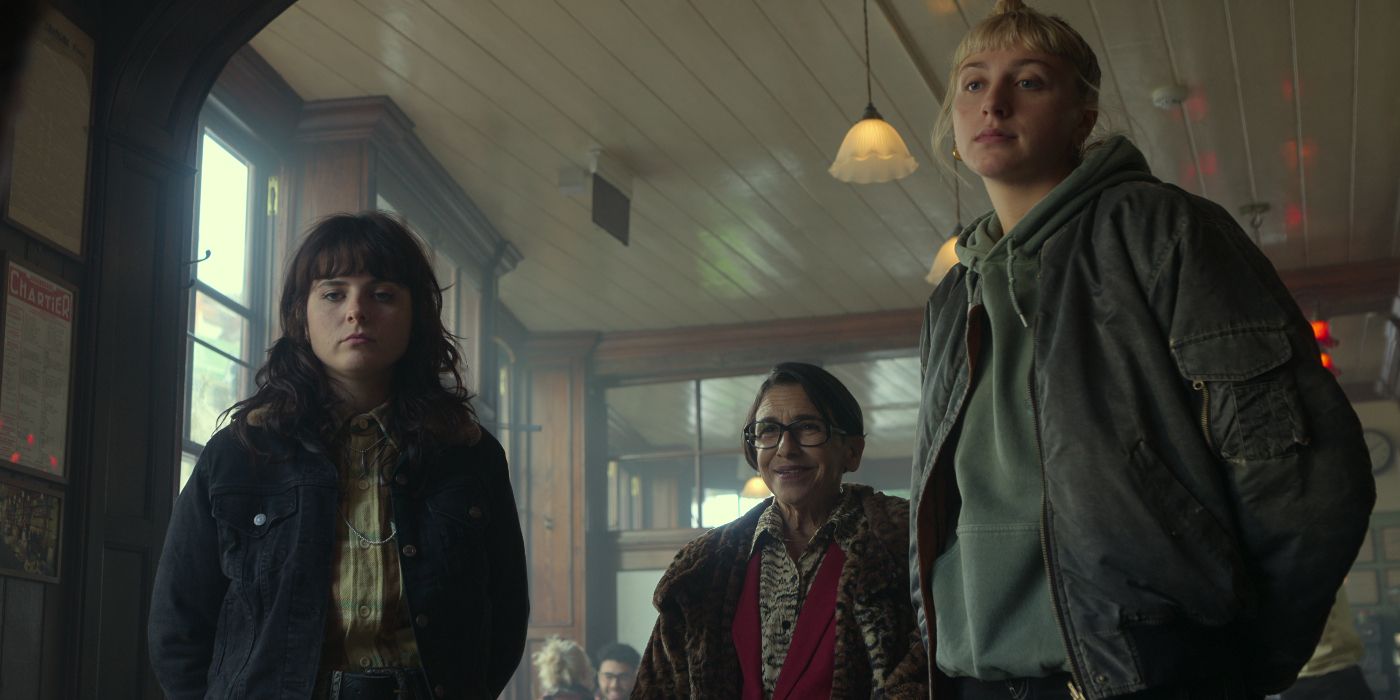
344, 515, 397, 545
343, 418, 395, 545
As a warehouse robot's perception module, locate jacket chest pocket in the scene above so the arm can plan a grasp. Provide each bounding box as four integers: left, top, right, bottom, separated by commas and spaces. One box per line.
426, 485, 490, 577
211, 489, 299, 580
1172, 327, 1310, 462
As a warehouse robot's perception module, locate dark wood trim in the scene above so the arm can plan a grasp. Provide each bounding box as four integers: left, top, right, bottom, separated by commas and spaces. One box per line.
525, 330, 601, 363
296, 95, 415, 145
207, 45, 301, 153
613, 527, 706, 571
1281, 258, 1400, 317
593, 308, 922, 380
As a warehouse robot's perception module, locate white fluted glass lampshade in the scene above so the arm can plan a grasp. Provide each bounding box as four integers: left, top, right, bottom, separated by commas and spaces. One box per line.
926, 236, 961, 285
829, 104, 918, 184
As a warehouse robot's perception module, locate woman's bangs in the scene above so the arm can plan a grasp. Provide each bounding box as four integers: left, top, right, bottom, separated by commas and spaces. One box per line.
306, 230, 408, 284
956, 15, 1067, 69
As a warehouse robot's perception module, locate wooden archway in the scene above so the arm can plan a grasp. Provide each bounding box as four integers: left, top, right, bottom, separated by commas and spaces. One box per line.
70, 1, 293, 696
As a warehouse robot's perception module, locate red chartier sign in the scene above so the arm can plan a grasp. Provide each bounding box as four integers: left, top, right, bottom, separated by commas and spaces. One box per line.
8, 266, 73, 323
0, 262, 75, 481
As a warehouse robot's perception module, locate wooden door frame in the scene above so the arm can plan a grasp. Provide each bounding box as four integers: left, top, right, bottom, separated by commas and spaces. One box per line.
71, 1, 294, 696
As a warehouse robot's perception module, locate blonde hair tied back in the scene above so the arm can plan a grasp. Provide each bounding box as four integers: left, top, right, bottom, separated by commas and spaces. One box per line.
532, 636, 592, 693
931, 0, 1105, 171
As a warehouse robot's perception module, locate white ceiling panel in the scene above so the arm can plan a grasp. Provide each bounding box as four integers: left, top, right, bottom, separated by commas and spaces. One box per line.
248, 0, 1400, 332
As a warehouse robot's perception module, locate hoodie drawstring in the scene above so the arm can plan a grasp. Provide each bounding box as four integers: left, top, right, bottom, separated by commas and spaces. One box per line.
1005, 238, 1030, 328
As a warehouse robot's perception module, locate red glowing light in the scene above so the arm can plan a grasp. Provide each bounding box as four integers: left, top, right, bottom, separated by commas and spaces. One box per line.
1312, 320, 1337, 347
1185, 91, 1209, 122
1199, 151, 1218, 177
1320, 353, 1334, 370
48, 455, 57, 468
8, 452, 19, 463
1282, 78, 1295, 102
25, 433, 34, 445
1285, 203, 1304, 228
1282, 139, 1318, 171
1180, 159, 1198, 186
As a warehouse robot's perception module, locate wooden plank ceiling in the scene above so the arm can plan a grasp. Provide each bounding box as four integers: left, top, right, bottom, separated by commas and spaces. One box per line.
249, 0, 1400, 334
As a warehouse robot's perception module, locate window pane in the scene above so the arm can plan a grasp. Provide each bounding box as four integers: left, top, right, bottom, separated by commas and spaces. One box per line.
699, 373, 766, 452
193, 290, 247, 358
606, 381, 697, 456
610, 456, 694, 530
196, 132, 250, 303
178, 451, 198, 493
187, 341, 247, 446
699, 453, 763, 528
825, 357, 920, 463
459, 282, 481, 393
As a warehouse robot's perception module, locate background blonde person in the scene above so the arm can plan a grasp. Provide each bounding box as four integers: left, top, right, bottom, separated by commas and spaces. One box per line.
534, 636, 594, 700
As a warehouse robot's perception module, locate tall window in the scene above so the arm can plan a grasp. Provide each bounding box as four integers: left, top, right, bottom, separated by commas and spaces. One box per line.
180, 117, 274, 490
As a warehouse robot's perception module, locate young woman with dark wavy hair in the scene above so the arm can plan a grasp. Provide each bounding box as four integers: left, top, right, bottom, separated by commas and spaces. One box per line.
150, 211, 528, 700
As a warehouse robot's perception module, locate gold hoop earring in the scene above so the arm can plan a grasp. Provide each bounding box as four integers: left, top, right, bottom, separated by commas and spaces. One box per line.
952, 146, 962, 161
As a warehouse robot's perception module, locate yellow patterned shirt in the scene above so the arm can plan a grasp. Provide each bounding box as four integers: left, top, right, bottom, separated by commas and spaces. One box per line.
747, 487, 860, 695
317, 403, 421, 675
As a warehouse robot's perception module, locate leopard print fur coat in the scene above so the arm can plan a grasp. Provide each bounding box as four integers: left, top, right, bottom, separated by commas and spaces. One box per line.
633, 483, 928, 699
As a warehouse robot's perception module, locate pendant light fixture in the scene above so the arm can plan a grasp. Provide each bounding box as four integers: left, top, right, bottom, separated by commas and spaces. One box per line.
829, 0, 918, 184
927, 163, 961, 284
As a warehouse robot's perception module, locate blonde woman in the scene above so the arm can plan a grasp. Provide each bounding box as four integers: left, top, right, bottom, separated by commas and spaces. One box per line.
911, 1, 1374, 698
533, 637, 594, 700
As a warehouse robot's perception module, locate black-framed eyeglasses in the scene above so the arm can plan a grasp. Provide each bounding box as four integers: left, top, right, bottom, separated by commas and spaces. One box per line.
744, 419, 847, 449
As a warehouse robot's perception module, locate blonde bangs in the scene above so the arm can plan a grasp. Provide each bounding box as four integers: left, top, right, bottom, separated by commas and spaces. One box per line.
930, 4, 1102, 171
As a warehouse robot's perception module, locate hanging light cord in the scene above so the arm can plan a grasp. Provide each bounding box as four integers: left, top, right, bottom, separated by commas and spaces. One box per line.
863, 0, 872, 107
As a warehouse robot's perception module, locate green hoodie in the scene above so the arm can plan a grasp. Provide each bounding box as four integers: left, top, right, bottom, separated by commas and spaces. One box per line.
931, 137, 1156, 680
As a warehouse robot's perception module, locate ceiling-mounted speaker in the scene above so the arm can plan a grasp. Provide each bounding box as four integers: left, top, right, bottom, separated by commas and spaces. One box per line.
590, 148, 631, 246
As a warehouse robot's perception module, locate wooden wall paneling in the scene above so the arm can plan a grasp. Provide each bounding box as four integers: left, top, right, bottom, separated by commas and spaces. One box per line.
523, 368, 578, 627
1281, 257, 1400, 318
512, 331, 597, 700
93, 547, 148, 695
0, 578, 42, 700
77, 135, 196, 700
296, 140, 374, 228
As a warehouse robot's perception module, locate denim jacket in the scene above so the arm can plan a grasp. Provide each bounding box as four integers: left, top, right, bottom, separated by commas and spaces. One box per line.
148, 424, 529, 699
910, 179, 1375, 698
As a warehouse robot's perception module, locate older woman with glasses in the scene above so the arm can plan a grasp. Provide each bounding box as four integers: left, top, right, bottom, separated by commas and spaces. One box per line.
633, 362, 927, 699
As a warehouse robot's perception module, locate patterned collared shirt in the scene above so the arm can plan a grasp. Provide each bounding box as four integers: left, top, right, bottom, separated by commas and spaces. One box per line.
317, 403, 421, 677
747, 486, 860, 695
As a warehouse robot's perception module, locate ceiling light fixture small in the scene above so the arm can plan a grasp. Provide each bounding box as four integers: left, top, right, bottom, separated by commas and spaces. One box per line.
829, 0, 917, 184
927, 162, 962, 284
1151, 84, 1190, 110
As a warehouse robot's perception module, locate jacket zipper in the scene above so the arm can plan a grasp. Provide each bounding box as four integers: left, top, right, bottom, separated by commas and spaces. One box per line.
1191, 380, 1214, 451
1029, 337, 1089, 698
